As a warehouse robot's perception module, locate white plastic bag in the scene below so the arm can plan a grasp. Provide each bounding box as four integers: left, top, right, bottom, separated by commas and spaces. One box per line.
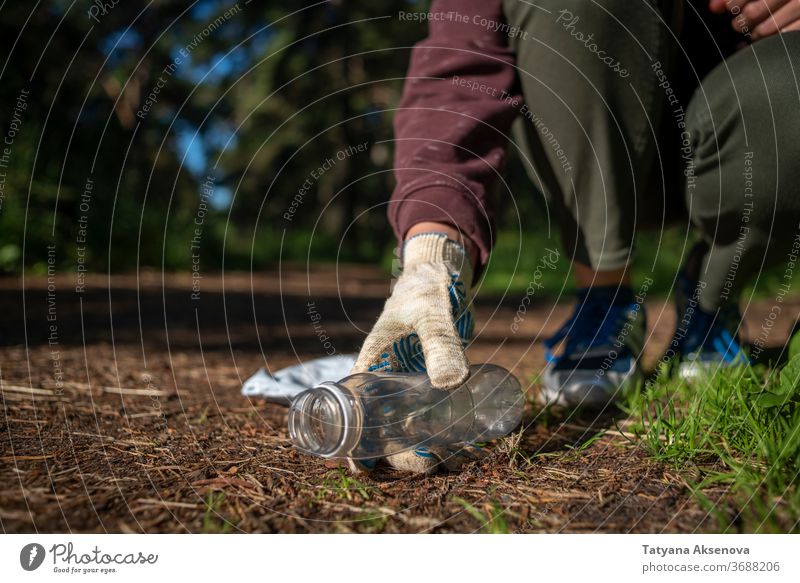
241, 354, 357, 405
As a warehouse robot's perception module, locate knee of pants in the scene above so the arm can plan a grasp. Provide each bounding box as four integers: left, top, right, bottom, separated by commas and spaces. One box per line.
687, 32, 800, 148
686, 32, 800, 242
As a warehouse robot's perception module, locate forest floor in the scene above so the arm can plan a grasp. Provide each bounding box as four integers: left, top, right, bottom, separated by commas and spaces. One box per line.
2, 267, 797, 533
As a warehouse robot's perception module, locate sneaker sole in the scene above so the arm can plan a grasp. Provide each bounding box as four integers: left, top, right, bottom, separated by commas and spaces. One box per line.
538, 362, 642, 409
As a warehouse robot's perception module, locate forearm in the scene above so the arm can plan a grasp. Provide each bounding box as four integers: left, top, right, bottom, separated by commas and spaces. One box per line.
389, 0, 519, 275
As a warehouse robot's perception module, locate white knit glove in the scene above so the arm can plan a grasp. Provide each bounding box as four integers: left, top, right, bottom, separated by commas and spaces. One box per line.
349, 232, 479, 474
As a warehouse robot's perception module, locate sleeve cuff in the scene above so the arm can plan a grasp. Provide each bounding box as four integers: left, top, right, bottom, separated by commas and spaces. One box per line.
388, 186, 493, 278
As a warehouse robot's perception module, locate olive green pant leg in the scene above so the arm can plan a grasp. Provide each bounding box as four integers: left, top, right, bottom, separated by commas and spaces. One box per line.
502, 0, 682, 271
686, 32, 800, 311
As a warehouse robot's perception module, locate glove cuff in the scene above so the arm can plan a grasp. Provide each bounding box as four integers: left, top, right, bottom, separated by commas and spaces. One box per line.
402, 232, 473, 285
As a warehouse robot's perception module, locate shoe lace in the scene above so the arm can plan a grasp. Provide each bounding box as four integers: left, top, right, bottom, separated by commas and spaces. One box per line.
545, 296, 634, 364
677, 305, 747, 364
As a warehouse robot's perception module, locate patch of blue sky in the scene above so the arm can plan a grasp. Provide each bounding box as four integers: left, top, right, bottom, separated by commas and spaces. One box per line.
175, 122, 236, 210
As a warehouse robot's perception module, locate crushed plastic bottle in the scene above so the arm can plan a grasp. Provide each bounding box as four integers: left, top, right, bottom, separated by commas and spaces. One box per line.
288, 364, 524, 461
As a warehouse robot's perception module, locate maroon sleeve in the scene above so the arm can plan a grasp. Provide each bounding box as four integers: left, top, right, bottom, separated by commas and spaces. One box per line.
388, 0, 521, 272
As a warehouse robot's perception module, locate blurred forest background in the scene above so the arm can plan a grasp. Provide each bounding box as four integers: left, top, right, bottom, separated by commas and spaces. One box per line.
0, 0, 791, 296
0, 1, 420, 274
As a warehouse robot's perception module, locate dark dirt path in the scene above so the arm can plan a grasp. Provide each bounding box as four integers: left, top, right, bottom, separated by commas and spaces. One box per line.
2, 268, 797, 533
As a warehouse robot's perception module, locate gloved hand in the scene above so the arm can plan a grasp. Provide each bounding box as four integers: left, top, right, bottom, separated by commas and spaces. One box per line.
348, 232, 484, 474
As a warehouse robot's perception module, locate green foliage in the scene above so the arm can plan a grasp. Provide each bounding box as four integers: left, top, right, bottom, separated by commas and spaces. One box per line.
624, 348, 800, 532
0, 1, 429, 273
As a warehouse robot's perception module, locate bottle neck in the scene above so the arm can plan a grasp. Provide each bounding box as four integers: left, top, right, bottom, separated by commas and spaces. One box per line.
288, 382, 361, 458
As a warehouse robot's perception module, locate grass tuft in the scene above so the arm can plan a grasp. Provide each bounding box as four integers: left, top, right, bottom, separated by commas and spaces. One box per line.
622, 352, 800, 533
315, 468, 378, 502
201, 491, 234, 534
453, 496, 510, 534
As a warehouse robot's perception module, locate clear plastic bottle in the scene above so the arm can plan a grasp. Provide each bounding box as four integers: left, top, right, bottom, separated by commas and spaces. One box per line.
288, 364, 524, 461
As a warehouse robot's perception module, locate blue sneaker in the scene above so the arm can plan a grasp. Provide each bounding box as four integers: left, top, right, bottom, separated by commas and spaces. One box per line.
670, 244, 749, 379
540, 286, 645, 408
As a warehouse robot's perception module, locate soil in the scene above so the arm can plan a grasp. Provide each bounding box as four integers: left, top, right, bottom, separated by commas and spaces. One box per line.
2, 267, 797, 533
